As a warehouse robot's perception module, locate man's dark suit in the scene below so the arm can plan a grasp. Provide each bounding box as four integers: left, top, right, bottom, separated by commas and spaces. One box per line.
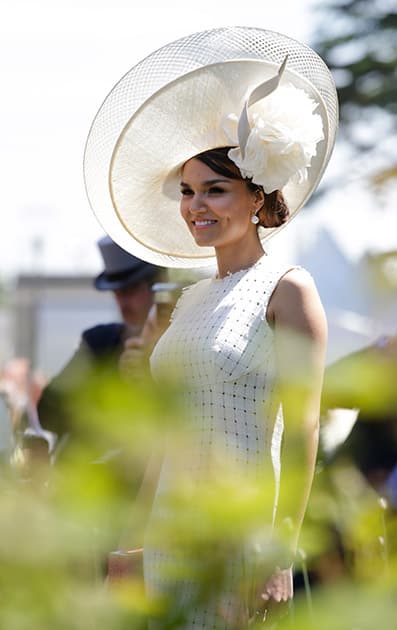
38, 323, 126, 444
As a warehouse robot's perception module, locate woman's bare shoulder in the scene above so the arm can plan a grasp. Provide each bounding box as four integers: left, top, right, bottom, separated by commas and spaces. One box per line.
279, 266, 315, 289
268, 267, 316, 311
268, 267, 326, 336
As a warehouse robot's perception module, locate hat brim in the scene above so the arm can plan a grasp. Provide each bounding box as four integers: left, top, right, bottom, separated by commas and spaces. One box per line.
94, 263, 158, 291
84, 27, 338, 268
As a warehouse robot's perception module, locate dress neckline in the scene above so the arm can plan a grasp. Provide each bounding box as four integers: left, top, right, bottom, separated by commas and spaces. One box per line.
212, 252, 268, 282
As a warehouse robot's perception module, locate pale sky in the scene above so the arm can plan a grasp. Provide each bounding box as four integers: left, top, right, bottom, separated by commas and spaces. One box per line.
1, 0, 319, 276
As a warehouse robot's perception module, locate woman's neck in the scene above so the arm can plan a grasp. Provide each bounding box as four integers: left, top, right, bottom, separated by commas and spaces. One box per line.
215, 238, 265, 279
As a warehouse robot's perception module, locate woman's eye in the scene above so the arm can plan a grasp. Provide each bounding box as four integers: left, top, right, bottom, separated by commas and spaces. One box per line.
180, 189, 193, 196
208, 187, 224, 194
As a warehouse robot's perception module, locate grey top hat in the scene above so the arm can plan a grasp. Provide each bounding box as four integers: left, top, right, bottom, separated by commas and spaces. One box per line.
94, 236, 160, 291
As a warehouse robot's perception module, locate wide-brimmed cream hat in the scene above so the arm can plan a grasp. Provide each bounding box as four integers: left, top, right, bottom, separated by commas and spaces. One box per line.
84, 27, 338, 268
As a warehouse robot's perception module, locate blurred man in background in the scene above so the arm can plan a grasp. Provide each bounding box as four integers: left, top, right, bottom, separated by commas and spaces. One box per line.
37, 236, 162, 451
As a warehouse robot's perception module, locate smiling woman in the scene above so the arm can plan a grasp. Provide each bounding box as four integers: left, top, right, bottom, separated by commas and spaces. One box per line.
84, 26, 337, 629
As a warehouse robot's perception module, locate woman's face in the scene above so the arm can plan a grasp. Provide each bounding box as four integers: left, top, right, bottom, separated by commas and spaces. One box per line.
180, 158, 262, 250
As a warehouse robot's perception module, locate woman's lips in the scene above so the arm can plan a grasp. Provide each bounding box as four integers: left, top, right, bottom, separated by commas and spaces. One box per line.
192, 219, 217, 230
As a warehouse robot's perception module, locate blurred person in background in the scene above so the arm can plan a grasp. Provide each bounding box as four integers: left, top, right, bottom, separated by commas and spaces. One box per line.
322, 334, 397, 498
0, 387, 14, 469
304, 334, 397, 586
0, 357, 47, 477
22, 237, 164, 581
37, 235, 162, 453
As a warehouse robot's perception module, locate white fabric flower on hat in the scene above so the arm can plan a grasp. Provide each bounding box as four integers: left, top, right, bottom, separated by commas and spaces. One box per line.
224, 84, 324, 194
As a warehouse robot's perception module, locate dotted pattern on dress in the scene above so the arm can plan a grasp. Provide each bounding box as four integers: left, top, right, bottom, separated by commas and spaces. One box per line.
145, 255, 301, 629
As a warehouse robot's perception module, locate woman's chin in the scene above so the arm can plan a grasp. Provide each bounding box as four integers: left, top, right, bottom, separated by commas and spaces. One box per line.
191, 234, 217, 248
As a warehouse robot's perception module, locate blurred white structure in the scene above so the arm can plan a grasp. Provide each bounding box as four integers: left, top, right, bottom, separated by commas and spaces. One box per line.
9, 275, 118, 378
267, 181, 397, 365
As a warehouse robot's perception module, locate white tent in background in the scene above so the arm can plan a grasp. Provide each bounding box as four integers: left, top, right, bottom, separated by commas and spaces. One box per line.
267, 180, 397, 364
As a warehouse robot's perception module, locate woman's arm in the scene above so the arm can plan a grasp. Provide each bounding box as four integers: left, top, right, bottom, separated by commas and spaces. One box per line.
268, 267, 327, 555
250, 269, 327, 617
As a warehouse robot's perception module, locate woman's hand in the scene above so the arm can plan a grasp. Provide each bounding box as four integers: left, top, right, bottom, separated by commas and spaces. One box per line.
250, 566, 293, 625
260, 566, 293, 604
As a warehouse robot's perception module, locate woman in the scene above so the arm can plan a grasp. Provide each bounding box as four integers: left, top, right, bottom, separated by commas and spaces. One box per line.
84, 27, 337, 627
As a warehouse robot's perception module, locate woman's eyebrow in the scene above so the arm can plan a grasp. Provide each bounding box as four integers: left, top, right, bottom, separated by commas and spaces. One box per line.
180, 178, 230, 187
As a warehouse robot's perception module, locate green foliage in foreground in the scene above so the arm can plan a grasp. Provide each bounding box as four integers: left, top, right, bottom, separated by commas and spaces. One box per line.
1, 359, 397, 629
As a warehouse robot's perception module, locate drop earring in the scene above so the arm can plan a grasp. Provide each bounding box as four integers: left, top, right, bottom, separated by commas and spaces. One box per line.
251, 214, 259, 225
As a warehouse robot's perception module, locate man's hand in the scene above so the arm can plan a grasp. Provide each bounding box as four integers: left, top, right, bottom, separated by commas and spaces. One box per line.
119, 336, 147, 381
119, 305, 159, 381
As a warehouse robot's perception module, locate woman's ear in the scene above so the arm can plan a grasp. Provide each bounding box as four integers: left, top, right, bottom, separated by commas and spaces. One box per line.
253, 188, 265, 213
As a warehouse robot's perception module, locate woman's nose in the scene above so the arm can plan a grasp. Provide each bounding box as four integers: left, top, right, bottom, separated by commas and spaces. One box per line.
189, 193, 206, 212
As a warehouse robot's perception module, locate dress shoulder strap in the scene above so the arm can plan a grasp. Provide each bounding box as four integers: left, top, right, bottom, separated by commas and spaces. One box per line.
256, 257, 303, 313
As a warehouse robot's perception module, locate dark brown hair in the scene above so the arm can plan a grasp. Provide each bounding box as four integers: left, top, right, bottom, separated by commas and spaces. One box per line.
193, 147, 289, 228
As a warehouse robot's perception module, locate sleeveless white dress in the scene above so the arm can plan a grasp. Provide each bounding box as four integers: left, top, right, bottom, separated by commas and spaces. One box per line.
145, 254, 297, 629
